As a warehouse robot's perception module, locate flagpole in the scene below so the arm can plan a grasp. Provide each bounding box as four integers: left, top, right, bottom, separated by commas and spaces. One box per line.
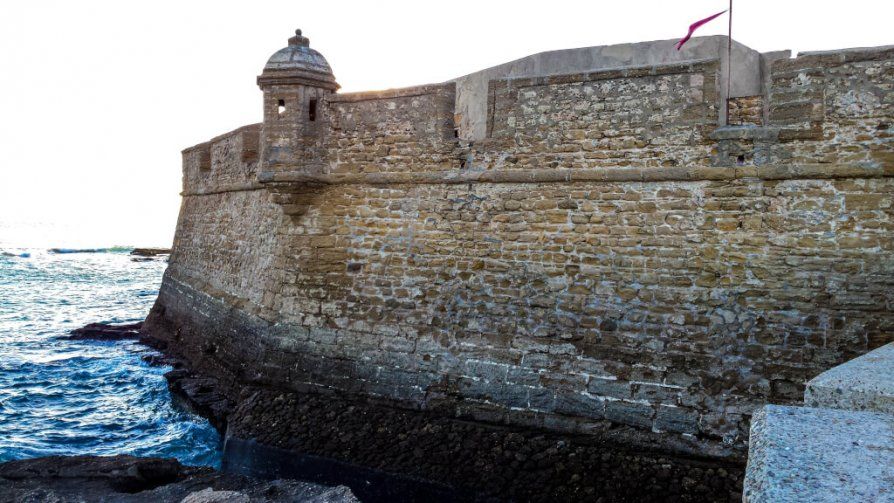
726, 0, 733, 125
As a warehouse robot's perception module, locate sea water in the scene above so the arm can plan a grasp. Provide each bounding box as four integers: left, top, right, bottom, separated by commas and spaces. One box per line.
0, 248, 220, 466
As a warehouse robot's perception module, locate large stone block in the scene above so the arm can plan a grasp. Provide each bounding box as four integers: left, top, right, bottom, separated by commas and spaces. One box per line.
805, 342, 894, 414
744, 405, 894, 503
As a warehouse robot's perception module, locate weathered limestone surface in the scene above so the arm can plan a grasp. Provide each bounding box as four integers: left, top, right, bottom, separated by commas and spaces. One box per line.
743, 405, 894, 503
145, 36, 894, 459
805, 342, 894, 413
728, 96, 763, 126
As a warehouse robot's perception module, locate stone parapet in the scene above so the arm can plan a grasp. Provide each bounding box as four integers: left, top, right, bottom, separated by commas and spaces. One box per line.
181, 124, 261, 195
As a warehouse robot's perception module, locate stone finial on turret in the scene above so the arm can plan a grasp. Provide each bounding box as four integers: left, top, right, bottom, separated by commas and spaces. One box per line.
288, 29, 310, 47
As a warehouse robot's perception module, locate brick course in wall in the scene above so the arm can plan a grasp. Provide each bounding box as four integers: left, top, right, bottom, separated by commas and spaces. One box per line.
146, 43, 894, 454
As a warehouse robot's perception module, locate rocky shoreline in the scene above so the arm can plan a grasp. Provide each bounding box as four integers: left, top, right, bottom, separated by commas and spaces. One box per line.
10, 321, 745, 502
64, 321, 144, 341
0, 455, 357, 502
131, 248, 171, 263
0, 323, 358, 503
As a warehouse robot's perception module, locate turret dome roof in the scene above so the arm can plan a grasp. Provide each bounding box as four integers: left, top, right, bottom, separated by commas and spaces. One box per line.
257, 29, 339, 90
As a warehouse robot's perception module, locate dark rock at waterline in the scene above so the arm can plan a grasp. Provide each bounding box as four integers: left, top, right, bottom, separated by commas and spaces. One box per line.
66, 322, 143, 341
165, 369, 233, 432
0, 455, 358, 502
49, 248, 105, 254
131, 248, 172, 262
1, 251, 30, 258
131, 247, 172, 257
142, 353, 180, 368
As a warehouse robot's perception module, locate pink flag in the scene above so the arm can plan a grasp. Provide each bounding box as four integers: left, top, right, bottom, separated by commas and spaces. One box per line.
676, 10, 727, 50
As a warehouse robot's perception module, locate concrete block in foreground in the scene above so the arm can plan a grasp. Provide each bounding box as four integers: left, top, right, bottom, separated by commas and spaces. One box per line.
743, 405, 894, 502
805, 342, 894, 413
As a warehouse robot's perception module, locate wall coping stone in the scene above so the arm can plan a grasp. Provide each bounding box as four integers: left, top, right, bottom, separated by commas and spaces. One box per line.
491, 58, 718, 89
327, 83, 454, 103
182, 123, 261, 155
797, 44, 894, 59
773, 45, 894, 71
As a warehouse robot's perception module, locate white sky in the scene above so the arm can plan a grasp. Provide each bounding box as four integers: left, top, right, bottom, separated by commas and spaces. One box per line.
1, 0, 891, 247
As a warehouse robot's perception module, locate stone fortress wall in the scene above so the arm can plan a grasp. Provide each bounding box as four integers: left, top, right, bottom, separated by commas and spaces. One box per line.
147, 34, 894, 453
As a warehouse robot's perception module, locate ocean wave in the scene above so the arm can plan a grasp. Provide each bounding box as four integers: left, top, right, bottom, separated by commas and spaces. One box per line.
48, 246, 133, 254
0, 251, 219, 467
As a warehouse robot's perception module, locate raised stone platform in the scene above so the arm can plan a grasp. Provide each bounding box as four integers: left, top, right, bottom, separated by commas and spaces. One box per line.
805, 342, 894, 414
743, 405, 894, 503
